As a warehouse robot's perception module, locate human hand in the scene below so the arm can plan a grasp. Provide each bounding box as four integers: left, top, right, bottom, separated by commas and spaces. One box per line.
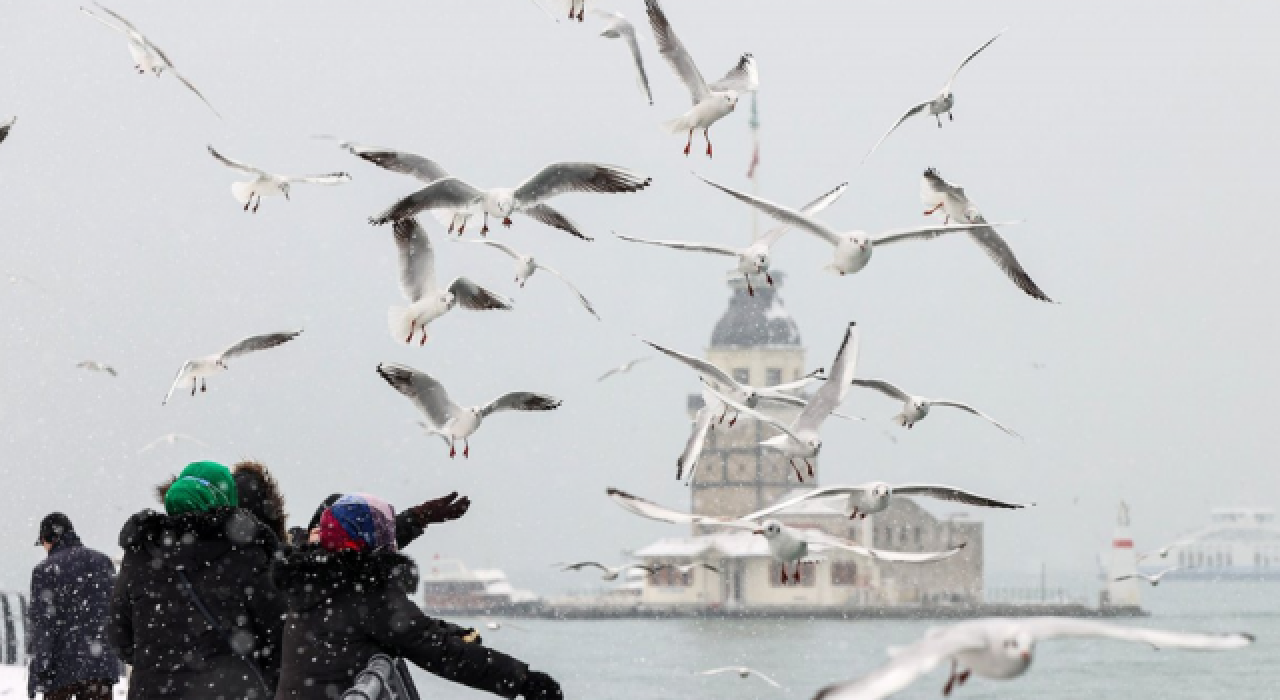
406, 492, 471, 526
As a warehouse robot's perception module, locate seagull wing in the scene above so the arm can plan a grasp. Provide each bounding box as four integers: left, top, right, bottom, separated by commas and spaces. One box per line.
521, 203, 594, 241
812, 629, 988, 700
759, 182, 851, 248
393, 218, 438, 301
794, 323, 859, 434
376, 362, 459, 428
369, 177, 484, 226
595, 12, 654, 105
677, 400, 716, 482
90, 2, 145, 35
753, 392, 865, 422
207, 145, 265, 177
512, 162, 651, 208
943, 29, 1006, 93
534, 263, 600, 320
708, 53, 759, 94
640, 337, 741, 395
478, 392, 561, 418
964, 218, 1054, 302
861, 102, 930, 163
643, 0, 710, 105
891, 484, 1030, 509
696, 175, 843, 247
850, 379, 912, 403
750, 670, 782, 689
142, 40, 221, 119
871, 222, 1013, 247
811, 531, 968, 564
284, 172, 351, 186
743, 485, 872, 521
0, 116, 14, 145
80, 6, 131, 36
699, 668, 738, 677
1020, 618, 1255, 651
928, 398, 1022, 438
561, 562, 611, 574
161, 362, 194, 406
606, 487, 756, 530
613, 231, 740, 257
444, 277, 514, 311
706, 385, 807, 445
341, 143, 451, 183
457, 238, 521, 261
219, 330, 302, 362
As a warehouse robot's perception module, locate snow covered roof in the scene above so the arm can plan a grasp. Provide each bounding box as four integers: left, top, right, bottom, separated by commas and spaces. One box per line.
633, 532, 771, 559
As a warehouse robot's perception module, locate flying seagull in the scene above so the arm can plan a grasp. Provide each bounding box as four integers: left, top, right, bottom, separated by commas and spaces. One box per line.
607, 488, 965, 584
163, 330, 302, 405
376, 362, 561, 459
1139, 535, 1202, 563
862, 30, 1006, 162
613, 182, 848, 296
700, 667, 782, 690
597, 357, 649, 382
747, 482, 1031, 521
138, 433, 209, 454
455, 239, 599, 320
593, 10, 653, 105
0, 117, 15, 146
387, 219, 512, 346
811, 618, 1252, 700
709, 322, 860, 482
851, 378, 1019, 437
645, 0, 758, 157
697, 175, 1015, 279
368, 162, 651, 240
560, 562, 663, 581
920, 168, 1053, 301
76, 361, 117, 377
208, 146, 350, 213
79, 2, 221, 118
1114, 567, 1180, 586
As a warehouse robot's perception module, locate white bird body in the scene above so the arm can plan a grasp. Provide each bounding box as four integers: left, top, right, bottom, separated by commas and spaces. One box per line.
208, 146, 350, 213
1114, 567, 1180, 586
76, 361, 117, 377
597, 357, 649, 382
377, 362, 561, 458
162, 330, 302, 405
812, 617, 1254, 700
701, 667, 782, 689
850, 378, 1020, 437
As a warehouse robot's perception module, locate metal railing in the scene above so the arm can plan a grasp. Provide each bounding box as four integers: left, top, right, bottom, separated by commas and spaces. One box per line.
341, 655, 421, 700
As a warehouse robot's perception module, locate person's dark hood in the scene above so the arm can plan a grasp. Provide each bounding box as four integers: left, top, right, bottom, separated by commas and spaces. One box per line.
233, 461, 289, 542
119, 507, 279, 571
273, 545, 418, 611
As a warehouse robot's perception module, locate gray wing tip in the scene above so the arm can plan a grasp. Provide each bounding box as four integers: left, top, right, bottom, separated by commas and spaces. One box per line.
606, 487, 633, 499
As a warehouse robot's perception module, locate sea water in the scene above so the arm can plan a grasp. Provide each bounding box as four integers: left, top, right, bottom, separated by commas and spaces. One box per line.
413, 583, 1278, 699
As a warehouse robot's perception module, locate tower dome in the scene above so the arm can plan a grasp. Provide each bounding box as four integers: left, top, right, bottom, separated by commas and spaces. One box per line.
710, 273, 801, 349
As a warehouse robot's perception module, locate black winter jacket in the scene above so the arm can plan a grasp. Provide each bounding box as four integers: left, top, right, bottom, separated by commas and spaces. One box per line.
272, 546, 528, 700
27, 534, 121, 697
109, 508, 287, 700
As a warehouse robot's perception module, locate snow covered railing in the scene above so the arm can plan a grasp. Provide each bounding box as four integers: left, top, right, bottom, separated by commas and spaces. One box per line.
341, 654, 420, 700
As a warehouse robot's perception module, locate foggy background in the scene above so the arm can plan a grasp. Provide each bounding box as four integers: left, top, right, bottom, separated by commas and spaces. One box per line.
1, 0, 1276, 596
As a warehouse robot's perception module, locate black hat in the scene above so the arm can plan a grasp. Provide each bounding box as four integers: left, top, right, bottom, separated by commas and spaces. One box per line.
35, 512, 74, 546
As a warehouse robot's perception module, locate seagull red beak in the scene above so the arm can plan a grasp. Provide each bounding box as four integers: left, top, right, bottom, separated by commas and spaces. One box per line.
1020, 651, 1031, 661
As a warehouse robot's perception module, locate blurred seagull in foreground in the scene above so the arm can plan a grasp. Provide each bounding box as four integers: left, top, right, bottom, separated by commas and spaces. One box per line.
207, 145, 350, 213
645, 0, 758, 157
139, 433, 209, 454
597, 357, 649, 383
613, 182, 848, 296
79, 3, 221, 118
163, 330, 302, 405
697, 175, 1016, 281
376, 363, 561, 459
920, 168, 1053, 302
850, 378, 1020, 437
607, 488, 965, 584
455, 239, 599, 320
700, 667, 782, 689
0, 117, 15, 146
745, 482, 1031, 521
811, 618, 1252, 700
592, 9, 653, 105
387, 219, 512, 346
76, 361, 117, 377
1114, 567, 1180, 586
368, 162, 651, 240
862, 30, 1005, 162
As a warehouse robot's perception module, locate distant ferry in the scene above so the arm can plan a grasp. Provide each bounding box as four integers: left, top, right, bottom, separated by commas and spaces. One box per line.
1147, 508, 1280, 581
419, 558, 540, 614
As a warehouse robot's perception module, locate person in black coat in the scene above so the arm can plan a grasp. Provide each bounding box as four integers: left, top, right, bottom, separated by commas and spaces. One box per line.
273, 493, 562, 700
28, 513, 121, 699
110, 461, 287, 700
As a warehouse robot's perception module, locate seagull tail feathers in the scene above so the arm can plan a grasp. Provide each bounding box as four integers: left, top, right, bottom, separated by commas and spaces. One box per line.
661, 113, 696, 134
387, 307, 413, 342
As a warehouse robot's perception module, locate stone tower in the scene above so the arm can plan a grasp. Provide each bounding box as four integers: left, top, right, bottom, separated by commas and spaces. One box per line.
689, 273, 814, 530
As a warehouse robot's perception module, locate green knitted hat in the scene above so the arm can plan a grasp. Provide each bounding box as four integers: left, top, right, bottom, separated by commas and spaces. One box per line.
164, 461, 238, 515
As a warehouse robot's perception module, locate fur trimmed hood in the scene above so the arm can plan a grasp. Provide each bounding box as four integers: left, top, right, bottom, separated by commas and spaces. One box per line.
273, 546, 419, 611
118, 507, 279, 566
233, 461, 289, 542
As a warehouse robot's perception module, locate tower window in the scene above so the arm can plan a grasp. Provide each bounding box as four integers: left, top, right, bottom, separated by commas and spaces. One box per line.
732, 368, 750, 384
765, 368, 782, 386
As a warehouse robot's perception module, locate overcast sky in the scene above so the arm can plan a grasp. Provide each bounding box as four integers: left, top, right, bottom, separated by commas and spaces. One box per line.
1, 0, 1277, 595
